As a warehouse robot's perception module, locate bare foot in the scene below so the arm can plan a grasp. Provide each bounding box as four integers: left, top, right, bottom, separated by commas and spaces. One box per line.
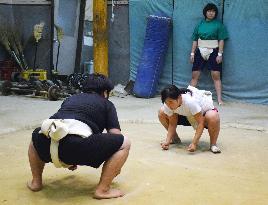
27, 180, 43, 192
187, 143, 197, 152
93, 188, 125, 199
68, 165, 77, 171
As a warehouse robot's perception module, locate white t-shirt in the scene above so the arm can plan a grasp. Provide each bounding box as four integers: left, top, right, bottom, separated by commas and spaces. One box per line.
162, 94, 201, 117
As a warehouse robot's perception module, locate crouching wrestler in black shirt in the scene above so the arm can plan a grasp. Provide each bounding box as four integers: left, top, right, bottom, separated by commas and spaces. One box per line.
27, 73, 131, 199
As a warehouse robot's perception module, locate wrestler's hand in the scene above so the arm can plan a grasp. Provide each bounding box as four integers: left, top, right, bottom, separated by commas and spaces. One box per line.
190, 55, 195, 63
68, 165, 77, 171
161, 141, 170, 150
187, 143, 197, 152
216, 55, 222, 64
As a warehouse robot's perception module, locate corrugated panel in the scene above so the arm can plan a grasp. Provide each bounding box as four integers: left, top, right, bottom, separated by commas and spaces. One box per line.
129, 0, 173, 85
172, 0, 222, 92
130, 0, 222, 92
222, 0, 268, 104
129, 0, 268, 104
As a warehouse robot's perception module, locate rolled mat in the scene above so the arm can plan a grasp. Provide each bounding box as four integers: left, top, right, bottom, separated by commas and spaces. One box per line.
133, 15, 172, 98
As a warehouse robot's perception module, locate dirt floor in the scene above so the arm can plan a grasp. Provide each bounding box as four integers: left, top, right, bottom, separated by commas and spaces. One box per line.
0, 123, 267, 205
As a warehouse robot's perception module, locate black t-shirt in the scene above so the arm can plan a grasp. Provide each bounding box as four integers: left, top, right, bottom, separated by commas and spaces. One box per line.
50, 93, 120, 134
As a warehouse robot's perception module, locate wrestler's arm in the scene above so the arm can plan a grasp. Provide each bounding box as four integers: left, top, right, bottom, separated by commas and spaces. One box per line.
161, 114, 178, 150
216, 40, 224, 64
187, 112, 205, 152
108, 128, 122, 135
190, 41, 198, 63
106, 101, 121, 135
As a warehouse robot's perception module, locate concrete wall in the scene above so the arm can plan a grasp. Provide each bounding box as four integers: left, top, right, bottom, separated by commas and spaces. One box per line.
0, 4, 51, 71
80, 1, 130, 85
0, 1, 130, 85
107, 4, 130, 85
80, 0, 93, 73
53, 0, 80, 75
80, 20, 93, 73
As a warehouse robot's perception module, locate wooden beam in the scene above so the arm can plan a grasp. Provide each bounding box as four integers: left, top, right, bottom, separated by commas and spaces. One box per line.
93, 0, 108, 76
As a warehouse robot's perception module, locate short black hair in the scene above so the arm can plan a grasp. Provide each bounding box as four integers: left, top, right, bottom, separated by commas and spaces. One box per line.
203, 3, 218, 19
82, 73, 114, 95
161, 85, 192, 103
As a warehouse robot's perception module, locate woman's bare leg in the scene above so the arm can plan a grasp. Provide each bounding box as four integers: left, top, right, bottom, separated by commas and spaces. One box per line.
211, 71, 223, 105
205, 110, 220, 148
158, 110, 180, 143
94, 136, 131, 199
190, 71, 201, 87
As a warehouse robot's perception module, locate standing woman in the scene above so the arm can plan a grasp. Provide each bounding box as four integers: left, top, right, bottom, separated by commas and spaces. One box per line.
190, 3, 228, 105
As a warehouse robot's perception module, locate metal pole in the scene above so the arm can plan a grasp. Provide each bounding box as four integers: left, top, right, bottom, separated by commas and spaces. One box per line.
55, 42, 60, 72
50, 0, 55, 78
74, 0, 86, 73
33, 42, 38, 70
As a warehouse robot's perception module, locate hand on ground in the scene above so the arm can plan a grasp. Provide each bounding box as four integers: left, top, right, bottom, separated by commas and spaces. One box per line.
160, 141, 170, 150
187, 143, 197, 152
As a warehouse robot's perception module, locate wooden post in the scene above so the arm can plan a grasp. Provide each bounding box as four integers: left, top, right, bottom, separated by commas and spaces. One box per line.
93, 0, 108, 76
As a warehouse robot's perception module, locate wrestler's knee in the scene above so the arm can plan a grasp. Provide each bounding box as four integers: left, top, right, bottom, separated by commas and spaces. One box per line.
28, 141, 35, 154
211, 71, 221, 81
205, 110, 220, 124
158, 108, 166, 119
121, 135, 131, 150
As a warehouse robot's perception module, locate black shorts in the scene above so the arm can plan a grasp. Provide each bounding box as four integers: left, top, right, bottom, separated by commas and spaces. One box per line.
32, 127, 124, 168
178, 108, 219, 128
177, 115, 191, 126
192, 48, 222, 72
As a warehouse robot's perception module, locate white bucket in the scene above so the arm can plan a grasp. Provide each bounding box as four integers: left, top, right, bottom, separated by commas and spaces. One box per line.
84, 60, 94, 74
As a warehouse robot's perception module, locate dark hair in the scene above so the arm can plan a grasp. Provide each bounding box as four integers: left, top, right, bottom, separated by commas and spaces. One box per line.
203, 3, 218, 19
160, 85, 192, 103
82, 73, 114, 96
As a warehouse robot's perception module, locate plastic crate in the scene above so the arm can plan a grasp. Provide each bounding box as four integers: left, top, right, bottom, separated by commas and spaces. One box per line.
21, 69, 47, 81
